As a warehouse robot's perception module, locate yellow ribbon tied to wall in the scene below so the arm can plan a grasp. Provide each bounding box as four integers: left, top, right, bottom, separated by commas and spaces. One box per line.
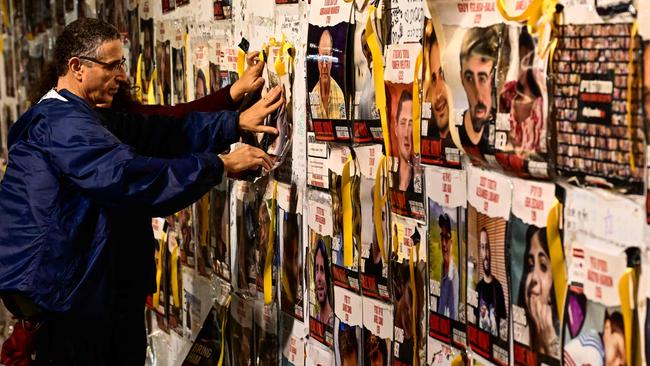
373, 155, 388, 262
171, 242, 180, 307
237, 44, 246, 79
618, 267, 638, 366
365, 6, 391, 157
342, 155, 354, 267
217, 295, 232, 366
135, 53, 144, 103
274, 37, 295, 77
546, 199, 567, 323
412, 50, 423, 156
264, 180, 278, 304
147, 66, 157, 105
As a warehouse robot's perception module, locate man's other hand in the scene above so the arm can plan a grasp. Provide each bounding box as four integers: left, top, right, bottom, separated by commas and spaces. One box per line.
220, 144, 274, 173
238, 85, 284, 135
230, 52, 265, 102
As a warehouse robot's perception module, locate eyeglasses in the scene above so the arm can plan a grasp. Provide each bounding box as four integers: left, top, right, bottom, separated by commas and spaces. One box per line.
77, 56, 126, 73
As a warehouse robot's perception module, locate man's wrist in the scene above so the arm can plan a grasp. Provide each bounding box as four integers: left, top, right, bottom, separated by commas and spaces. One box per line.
230, 82, 243, 103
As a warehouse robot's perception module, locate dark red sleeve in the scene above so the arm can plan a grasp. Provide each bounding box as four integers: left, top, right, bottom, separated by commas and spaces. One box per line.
129, 84, 241, 118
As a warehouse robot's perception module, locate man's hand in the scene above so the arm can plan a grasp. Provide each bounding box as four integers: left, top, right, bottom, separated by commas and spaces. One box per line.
220, 144, 274, 173
230, 52, 265, 102
238, 85, 284, 135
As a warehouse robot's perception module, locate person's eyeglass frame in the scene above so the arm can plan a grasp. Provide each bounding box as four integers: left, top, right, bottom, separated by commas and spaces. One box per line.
76, 55, 127, 73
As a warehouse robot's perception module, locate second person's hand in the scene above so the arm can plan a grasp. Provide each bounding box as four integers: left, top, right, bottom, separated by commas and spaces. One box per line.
238, 85, 284, 135
220, 144, 274, 173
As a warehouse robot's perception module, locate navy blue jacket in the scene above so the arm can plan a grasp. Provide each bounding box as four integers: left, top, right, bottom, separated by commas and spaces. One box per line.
0, 89, 239, 314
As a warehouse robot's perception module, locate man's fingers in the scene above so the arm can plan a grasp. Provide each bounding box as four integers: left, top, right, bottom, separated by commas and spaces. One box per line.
252, 77, 265, 90
267, 96, 285, 113
264, 86, 283, 104
247, 51, 260, 66
255, 125, 279, 135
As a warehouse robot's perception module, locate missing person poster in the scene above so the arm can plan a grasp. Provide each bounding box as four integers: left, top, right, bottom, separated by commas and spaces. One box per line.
362, 297, 393, 366
642, 36, 650, 223
282, 314, 307, 366
172, 21, 188, 105
493, 24, 550, 178
466, 165, 512, 366
385, 43, 426, 220
330, 146, 361, 292
140, 13, 155, 102
231, 294, 255, 366
255, 179, 277, 298
307, 189, 335, 347
279, 183, 306, 321
233, 181, 258, 297
390, 214, 427, 366
421, 3, 461, 168
210, 181, 231, 282
306, 338, 335, 365
156, 20, 172, 105
255, 300, 280, 365
357, 145, 391, 302
427, 0, 505, 167
307, 132, 330, 189
192, 37, 210, 101
508, 179, 559, 365
561, 185, 644, 366
552, 20, 644, 190
334, 316, 362, 366
307, 0, 353, 142
425, 166, 467, 357
194, 193, 211, 278
352, 3, 382, 143
126, 3, 140, 82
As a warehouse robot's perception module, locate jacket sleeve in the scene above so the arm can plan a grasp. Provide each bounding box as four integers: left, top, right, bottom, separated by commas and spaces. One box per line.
128, 84, 241, 117
40, 115, 224, 217
97, 109, 240, 158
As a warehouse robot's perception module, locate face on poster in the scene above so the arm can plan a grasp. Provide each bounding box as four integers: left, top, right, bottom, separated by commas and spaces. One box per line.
231, 296, 254, 366
391, 259, 427, 366
281, 210, 304, 320
127, 7, 140, 80
210, 185, 230, 281
334, 317, 362, 366
307, 24, 349, 123
467, 204, 509, 365
429, 201, 462, 322
509, 218, 560, 361
421, 15, 460, 167
156, 40, 172, 105
141, 18, 154, 78
176, 207, 194, 266
173, 46, 187, 104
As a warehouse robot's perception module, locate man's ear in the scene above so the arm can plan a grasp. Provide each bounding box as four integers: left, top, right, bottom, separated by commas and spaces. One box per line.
68, 58, 84, 81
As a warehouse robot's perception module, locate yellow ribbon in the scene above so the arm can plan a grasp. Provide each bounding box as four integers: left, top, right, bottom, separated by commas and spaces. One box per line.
547, 199, 567, 324
413, 50, 423, 156
342, 155, 354, 267
618, 267, 637, 366
451, 354, 464, 366
373, 156, 387, 262
496, 0, 557, 34
217, 295, 233, 366
264, 180, 278, 305
626, 21, 639, 173
0, 0, 9, 31
153, 229, 168, 308
237, 45, 246, 79
184, 33, 190, 103
409, 246, 418, 366
365, 6, 391, 157
200, 194, 210, 247
147, 66, 157, 105
135, 53, 144, 103
171, 243, 180, 307
275, 38, 294, 77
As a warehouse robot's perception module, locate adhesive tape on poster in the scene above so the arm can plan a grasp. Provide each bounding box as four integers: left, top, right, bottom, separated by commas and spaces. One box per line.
264, 180, 278, 305
342, 156, 353, 267
365, 6, 391, 157
373, 156, 387, 262
547, 199, 567, 325
618, 267, 636, 366
412, 50, 422, 157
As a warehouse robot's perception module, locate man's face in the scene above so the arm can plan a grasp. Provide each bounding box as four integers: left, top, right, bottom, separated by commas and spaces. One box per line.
315, 249, 328, 305
440, 224, 451, 266
479, 230, 491, 276
370, 353, 383, 366
461, 54, 494, 131
428, 43, 449, 132
317, 33, 333, 83
396, 99, 413, 162
603, 320, 625, 366
80, 39, 127, 106
257, 203, 270, 249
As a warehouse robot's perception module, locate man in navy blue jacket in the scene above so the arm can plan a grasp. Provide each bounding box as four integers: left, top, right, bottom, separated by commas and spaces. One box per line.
0, 18, 281, 365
